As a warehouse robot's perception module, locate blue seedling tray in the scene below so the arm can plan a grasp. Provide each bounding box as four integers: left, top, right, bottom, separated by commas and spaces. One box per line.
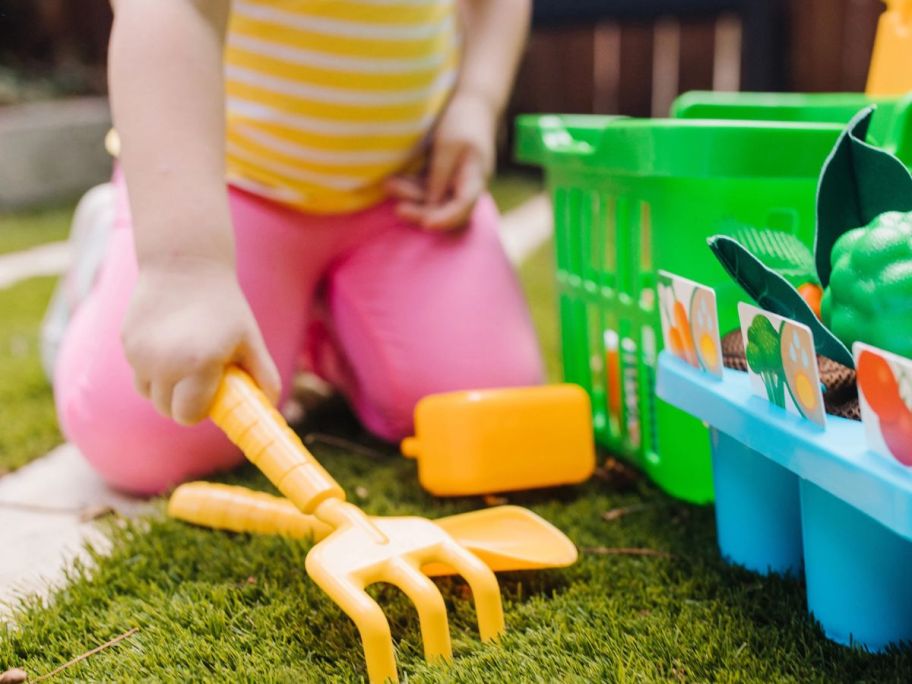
656, 353, 912, 652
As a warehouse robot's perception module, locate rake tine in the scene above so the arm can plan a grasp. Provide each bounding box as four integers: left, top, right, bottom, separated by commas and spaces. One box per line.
306, 562, 397, 684
437, 541, 506, 642
383, 559, 452, 662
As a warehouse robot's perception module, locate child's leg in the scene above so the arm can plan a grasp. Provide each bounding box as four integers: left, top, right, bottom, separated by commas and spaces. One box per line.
40, 182, 117, 381
321, 194, 544, 441
54, 177, 325, 494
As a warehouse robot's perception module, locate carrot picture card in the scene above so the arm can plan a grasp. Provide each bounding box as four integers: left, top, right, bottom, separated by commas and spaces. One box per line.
657, 270, 723, 379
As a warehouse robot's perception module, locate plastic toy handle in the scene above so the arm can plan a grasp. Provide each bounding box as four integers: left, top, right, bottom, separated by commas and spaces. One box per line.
400, 436, 420, 459
168, 482, 334, 541
209, 367, 345, 514
537, 115, 595, 158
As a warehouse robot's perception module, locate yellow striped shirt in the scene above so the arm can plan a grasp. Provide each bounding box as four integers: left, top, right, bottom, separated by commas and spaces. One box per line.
224, 0, 460, 213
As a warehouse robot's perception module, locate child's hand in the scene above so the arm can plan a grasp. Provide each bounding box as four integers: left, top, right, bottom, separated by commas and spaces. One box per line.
387, 91, 496, 231
121, 261, 280, 426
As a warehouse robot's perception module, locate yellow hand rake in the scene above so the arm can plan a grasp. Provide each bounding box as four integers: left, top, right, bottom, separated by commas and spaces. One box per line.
206, 367, 508, 683
168, 482, 579, 576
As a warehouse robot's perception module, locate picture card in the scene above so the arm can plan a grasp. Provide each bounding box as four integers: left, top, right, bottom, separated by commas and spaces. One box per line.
854, 342, 912, 467
737, 302, 826, 428
657, 270, 723, 379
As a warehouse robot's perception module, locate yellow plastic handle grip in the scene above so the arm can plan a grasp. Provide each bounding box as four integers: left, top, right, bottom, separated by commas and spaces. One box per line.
168, 482, 333, 540
209, 367, 345, 514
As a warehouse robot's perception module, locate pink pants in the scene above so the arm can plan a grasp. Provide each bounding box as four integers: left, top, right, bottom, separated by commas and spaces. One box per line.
55, 173, 543, 495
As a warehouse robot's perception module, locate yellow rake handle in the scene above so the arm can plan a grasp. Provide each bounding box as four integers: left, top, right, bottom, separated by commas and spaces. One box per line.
168, 482, 333, 541
209, 367, 345, 514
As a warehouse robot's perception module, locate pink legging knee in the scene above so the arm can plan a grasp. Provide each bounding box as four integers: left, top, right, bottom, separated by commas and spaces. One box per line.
54, 174, 544, 494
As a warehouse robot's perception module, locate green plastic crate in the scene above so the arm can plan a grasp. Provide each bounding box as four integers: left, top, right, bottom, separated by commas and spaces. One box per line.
516, 102, 912, 503
672, 91, 912, 161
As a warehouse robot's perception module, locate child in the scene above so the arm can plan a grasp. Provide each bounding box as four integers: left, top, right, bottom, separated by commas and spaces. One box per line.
52, 0, 543, 495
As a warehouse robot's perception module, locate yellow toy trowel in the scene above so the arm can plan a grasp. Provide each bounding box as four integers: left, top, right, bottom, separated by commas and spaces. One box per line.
168, 482, 578, 575
192, 367, 576, 683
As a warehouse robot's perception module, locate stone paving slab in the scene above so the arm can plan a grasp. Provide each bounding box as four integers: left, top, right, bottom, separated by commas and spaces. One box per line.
499, 194, 552, 265
0, 444, 150, 621
0, 241, 70, 290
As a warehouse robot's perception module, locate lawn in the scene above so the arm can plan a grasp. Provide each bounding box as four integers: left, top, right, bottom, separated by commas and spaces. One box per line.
0, 277, 60, 472
0, 205, 73, 255
0, 203, 73, 472
2, 179, 912, 682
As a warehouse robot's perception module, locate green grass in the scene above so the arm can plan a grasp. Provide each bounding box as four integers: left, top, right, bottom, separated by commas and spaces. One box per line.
0, 202, 73, 472
0, 277, 60, 472
489, 171, 542, 213
0, 205, 73, 255
520, 240, 560, 382
2, 185, 912, 681
3, 451, 911, 681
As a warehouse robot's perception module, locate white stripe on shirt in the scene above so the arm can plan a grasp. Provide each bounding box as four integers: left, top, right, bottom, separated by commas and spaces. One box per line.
234, 1, 454, 40
231, 125, 413, 165
226, 64, 455, 106
228, 33, 451, 73
227, 97, 437, 136
227, 142, 374, 190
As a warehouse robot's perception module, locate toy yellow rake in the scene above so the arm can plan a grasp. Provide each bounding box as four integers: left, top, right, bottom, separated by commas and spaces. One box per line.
169, 482, 578, 576
189, 368, 566, 683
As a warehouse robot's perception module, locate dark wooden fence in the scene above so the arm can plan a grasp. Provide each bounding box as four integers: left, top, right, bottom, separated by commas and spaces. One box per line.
0, 0, 112, 97
513, 0, 883, 118
0, 0, 884, 115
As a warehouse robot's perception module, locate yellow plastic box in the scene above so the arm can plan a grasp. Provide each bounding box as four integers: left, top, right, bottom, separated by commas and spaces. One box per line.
401, 384, 595, 496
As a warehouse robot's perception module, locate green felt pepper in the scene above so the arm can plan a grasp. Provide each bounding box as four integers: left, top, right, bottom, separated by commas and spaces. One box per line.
821, 210, 912, 358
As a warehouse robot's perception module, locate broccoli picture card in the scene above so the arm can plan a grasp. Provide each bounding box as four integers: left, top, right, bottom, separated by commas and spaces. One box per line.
737, 302, 826, 428
657, 270, 723, 379
854, 342, 912, 467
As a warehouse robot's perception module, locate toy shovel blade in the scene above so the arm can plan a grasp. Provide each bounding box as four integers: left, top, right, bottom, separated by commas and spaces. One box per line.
427, 506, 578, 575
168, 483, 578, 575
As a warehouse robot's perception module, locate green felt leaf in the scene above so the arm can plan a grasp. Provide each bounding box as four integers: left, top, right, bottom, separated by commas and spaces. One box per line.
709, 235, 854, 367
730, 225, 818, 287
815, 107, 912, 287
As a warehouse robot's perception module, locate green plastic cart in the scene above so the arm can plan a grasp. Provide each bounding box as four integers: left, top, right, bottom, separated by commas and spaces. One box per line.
516, 96, 912, 503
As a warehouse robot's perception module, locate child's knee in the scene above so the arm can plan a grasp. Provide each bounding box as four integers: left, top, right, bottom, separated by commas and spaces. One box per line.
354, 348, 545, 443
487, 340, 546, 388
58, 395, 156, 494
56, 381, 240, 495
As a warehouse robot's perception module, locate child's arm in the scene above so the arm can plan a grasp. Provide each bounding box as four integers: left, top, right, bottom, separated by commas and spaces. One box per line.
110, 0, 280, 425
389, 0, 532, 230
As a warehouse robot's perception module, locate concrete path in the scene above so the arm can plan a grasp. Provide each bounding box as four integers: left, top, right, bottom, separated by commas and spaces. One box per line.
499, 194, 552, 265
0, 241, 70, 290
0, 192, 553, 621
0, 444, 150, 620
